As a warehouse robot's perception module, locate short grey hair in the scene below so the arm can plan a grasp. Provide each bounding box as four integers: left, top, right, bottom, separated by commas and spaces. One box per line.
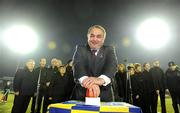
87, 25, 106, 38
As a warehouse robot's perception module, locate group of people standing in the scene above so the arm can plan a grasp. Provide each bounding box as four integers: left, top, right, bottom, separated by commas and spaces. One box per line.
115, 60, 180, 113
10, 25, 180, 113
11, 58, 74, 113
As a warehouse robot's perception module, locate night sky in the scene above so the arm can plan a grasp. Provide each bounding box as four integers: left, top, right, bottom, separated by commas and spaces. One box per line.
0, 0, 180, 77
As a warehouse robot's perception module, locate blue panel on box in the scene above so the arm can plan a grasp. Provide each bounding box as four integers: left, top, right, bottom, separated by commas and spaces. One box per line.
129, 107, 142, 113
99, 112, 129, 113
49, 108, 71, 113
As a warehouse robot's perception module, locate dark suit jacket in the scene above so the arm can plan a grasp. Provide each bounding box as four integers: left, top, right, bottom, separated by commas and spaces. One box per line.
72, 44, 118, 101
13, 68, 38, 96
150, 67, 166, 91
35, 67, 48, 92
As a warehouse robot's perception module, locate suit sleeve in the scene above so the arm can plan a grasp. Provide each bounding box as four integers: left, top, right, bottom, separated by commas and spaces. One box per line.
73, 45, 88, 80
162, 69, 167, 89
131, 76, 138, 96
101, 46, 118, 79
48, 74, 56, 97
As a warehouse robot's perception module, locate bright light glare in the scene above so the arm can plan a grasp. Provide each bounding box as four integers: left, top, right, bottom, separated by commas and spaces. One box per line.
2, 25, 38, 54
136, 18, 170, 50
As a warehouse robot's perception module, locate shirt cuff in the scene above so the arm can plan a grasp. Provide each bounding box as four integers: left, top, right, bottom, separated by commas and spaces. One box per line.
98, 75, 111, 86
78, 76, 88, 86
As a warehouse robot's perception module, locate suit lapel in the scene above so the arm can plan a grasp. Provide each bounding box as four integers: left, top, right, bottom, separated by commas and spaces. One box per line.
86, 45, 95, 75
85, 45, 105, 76
94, 46, 105, 75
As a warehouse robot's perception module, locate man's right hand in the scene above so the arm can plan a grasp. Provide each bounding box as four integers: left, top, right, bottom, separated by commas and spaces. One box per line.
82, 77, 96, 88
87, 84, 100, 97
136, 95, 139, 99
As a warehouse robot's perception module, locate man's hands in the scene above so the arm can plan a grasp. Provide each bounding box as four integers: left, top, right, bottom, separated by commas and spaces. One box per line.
82, 77, 105, 97
82, 77, 105, 89
156, 89, 169, 95
82, 77, 96, 89
94, 78, 105, 86
86, 84, 100, 97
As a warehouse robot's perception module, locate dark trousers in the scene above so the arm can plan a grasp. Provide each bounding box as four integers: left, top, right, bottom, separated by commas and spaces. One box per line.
154, 90, 166, 113
170, 92, 180, 113
133, 95, 146, 113
11, 95, 31, 113
11, 95, 21, 113
144, 92, 157, 113
31, 95, 43, 113
31, 93, 52, 113
43, 94, 51, 113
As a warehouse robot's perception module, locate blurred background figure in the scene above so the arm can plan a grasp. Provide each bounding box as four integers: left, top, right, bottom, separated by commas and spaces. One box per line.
142, 62, 156, 113
115, 64, 126, 101
31, 58, 48, 113
1, 81, 11, 103
131, 63, 146, 113
126, 64, 135, 103
11, 59, 37, 113
49, 65, 74, 103
65, 59, 75, 100
165, 61, 180, 113
42, 58, 57, 113
150, 60, 167, 113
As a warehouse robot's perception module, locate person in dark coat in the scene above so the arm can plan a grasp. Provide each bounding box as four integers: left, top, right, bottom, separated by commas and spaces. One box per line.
11, 59, 37, 113
31, 58, 48, 113
11, 68, 23, 113
165, 61, 180, 113
72, 25, 118, 102
65, 59, 75, 100
42, 58, 58, 113
115, 64, 126, 101
131, 63, 146, 113
142, 62, 157, 113
150, 60, 167, 113
49, 65, 73, 103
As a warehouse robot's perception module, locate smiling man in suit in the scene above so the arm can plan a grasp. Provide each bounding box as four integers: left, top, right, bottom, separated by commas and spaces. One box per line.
72, 25, 118, 102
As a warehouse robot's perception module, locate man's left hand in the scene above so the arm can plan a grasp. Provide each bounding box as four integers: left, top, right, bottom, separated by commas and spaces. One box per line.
94, 78, 105, 86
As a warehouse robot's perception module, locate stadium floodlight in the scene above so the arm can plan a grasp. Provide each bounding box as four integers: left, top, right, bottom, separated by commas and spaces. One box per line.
136, 18, 171, 50
2, 25, 38, 54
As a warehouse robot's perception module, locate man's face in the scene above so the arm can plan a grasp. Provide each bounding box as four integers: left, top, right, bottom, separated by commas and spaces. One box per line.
40, 58, 46, 67
26, 61, 35, 71
170, 65, 176, 71
59, 67, 66, 75
144, 63, 150, 71
129, 68, 135, 76
51, 58, 57, 67
56, 60, 62, 67
88, 28, 105, 49
153, 61, 160, 67
118, 65, 124, 72
136, 66, 142, 73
